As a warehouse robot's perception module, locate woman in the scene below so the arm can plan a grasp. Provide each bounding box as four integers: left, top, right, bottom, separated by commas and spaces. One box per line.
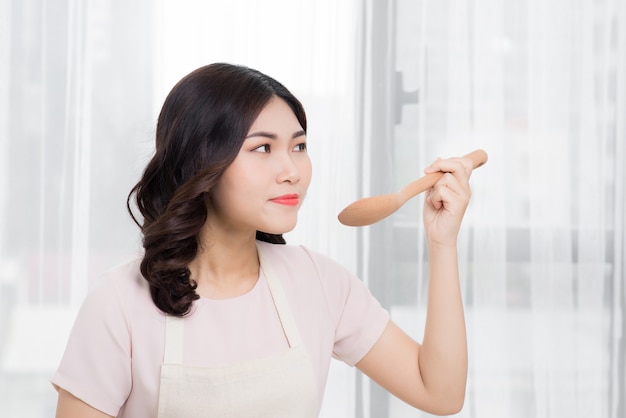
52, 63, 471, 417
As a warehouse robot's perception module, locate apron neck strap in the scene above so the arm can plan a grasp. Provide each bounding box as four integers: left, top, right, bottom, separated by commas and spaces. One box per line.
162, 242, 304, 365
163, 315, 184, 364
256, 242, 302, 348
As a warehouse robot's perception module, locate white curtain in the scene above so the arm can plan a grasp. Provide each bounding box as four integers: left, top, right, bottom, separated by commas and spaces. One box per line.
0, 0, 363, 416
1, 1, 625, 417
360, 0, 626, 417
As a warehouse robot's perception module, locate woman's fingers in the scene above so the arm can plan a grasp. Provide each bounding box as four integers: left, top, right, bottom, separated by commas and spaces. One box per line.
424, 157, 473, 178
425, 158, 472, 200
422, 156, 474, 246
427, 173, 467, 210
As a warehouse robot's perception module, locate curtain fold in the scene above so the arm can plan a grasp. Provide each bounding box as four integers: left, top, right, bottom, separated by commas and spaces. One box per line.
612, 2, 626, 416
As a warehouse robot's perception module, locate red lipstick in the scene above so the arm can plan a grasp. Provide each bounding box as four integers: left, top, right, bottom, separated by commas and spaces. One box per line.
270, 194, 300, 206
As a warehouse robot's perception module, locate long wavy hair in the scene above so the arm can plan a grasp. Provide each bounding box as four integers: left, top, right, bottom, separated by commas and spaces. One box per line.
127, 63, 307, 316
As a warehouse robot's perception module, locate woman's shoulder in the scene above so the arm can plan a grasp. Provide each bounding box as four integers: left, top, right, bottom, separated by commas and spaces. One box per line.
256, 241, 357, 298
99, 255, 147, 290
83, 254, 156, 316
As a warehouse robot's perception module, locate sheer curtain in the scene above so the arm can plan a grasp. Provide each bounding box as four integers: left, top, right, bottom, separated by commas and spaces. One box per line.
1, 1, 155, 415
0, 0, 363, 416
358, 0, 626, 417
1, 1, 625, 418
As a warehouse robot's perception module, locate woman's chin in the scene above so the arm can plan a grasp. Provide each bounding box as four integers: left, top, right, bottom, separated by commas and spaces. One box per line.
261, 219, 298, 235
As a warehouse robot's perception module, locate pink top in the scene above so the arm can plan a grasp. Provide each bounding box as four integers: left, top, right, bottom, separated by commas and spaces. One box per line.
51, 241, 390, 417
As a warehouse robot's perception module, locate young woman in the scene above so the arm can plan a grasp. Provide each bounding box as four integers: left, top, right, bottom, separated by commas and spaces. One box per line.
52, 63, 471, 417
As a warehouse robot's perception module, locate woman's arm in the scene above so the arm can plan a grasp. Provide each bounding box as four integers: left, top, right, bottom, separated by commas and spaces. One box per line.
356, 157, 471, 415
55, 389, 113, 418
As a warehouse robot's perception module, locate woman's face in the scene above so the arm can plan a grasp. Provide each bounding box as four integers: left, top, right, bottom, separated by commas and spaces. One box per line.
209, 96, 312, 236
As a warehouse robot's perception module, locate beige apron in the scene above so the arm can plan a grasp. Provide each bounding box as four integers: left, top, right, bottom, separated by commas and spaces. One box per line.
156, 243, 318, 418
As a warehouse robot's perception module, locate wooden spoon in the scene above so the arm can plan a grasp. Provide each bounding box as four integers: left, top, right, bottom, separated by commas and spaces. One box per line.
337, 149, 488, 226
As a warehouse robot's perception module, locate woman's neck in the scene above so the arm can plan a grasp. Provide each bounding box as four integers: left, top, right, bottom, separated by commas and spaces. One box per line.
189, 229, 260, 299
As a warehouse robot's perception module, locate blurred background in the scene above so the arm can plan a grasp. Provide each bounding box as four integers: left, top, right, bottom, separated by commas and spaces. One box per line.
1, 0, 625, 417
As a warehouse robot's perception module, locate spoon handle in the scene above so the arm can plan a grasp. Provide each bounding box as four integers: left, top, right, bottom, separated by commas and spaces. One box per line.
400, 149, 488, 201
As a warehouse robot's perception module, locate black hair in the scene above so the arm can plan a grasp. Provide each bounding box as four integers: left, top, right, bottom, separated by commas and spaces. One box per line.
127, 63, 307, 316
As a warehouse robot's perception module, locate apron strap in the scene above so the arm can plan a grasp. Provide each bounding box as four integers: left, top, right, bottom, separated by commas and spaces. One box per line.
257, 242, 303, 348
162, 242, 303, 365
163, 315, 184, 364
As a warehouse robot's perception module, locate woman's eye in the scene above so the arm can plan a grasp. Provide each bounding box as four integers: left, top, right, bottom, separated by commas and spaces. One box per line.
293, 143, 307, 152
252, 144, 271, 153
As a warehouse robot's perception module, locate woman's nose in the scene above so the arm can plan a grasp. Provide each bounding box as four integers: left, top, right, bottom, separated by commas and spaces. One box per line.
276, 154, 301, 184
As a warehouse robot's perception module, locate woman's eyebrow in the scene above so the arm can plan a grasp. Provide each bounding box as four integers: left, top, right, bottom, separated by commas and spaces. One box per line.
245, 130, 306, 139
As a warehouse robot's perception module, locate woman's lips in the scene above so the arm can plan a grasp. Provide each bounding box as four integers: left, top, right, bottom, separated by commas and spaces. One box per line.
270, 194, 300, 206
